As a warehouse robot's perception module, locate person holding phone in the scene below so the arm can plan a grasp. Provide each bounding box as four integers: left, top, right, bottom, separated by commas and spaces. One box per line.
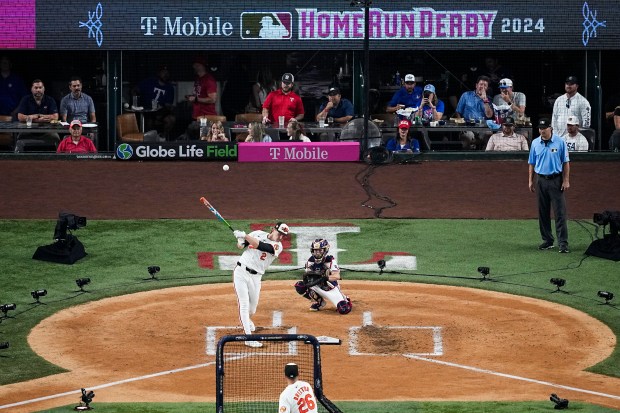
416, 84, 444, 122
492, 78, 526, 124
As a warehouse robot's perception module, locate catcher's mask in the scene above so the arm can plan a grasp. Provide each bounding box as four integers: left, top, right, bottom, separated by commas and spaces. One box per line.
310, 238, 330, 263
275, 222, 290, 235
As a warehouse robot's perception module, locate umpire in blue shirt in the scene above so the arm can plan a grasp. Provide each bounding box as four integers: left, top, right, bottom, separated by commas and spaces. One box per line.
528, 118, 571, 253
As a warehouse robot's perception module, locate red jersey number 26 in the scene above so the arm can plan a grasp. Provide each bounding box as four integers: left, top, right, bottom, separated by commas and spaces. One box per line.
296, 393, 316, 413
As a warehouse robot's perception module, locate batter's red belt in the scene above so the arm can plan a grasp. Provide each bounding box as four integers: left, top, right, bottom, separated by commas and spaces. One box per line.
237, 262, 258, 275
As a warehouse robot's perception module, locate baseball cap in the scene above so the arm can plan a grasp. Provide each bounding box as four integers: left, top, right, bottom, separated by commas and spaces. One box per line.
565, 76, 578, 85
284, 363, 298, 378
398, 119, 411, 129
423, 84, 435, 94
275, 222, 290, 235
404, 74, 415, 83
499, 78, 513, 88
503, 116, 515, 126
70, 119, 82, 128
281, 73, 294, 83
327, 87, 341, 96
538, 118, 551, 129
566, 115, 579, 125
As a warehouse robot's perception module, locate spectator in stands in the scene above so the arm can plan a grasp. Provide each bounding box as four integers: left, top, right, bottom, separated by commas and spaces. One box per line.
561, 115, 589, 152
247, 67, 276, 113
315, 87, 354, 124
0, 55, 27, 117
286, 118, 310, 142
552, 76, 591, 137
492, 78, 526, 124
56, 120, 97, 153
416, 84, 444, 122
200, 120, 228, 142
59, 76, 96, 123
185, 57, 218, 140
386, 74, 423, 116
135, 66, 176, 140
456, 76, 493, 149
262, 73, 304, 125
485, 117, 529, 151
245, 121, 272, 142
455, 75, 493, 122
610, 106, 620, 152
385, 119, 420, 153
15, 79, 60, 152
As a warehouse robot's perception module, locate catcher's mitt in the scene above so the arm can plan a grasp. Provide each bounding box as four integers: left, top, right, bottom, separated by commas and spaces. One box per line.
303, 271, 329, 288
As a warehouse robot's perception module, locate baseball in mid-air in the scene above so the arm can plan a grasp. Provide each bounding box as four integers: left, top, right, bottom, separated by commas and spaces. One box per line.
223, 164, 230, 171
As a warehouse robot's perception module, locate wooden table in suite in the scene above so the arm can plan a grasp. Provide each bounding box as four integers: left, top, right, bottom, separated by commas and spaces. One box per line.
0, 121, 99, 149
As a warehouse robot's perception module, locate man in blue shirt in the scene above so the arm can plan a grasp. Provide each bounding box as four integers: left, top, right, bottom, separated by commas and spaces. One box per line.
528, 118, 571, 253
316, 87, 354, 124
135, 66, 176, 139
15, 79, 60, 152
386, 74, 423, 116
455, 75, 494, 122
59, 76, 96, 123
0, 56, 27, 117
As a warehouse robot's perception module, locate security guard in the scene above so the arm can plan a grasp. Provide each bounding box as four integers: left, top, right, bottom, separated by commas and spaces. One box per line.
528, 118, 571, 253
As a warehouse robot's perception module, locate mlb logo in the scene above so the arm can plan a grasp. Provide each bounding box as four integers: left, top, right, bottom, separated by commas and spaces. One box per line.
241, 12, 292, 39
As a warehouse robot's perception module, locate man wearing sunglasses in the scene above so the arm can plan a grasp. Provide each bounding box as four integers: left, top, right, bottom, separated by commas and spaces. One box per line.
492, 78, 526, 124
551, 76, 591, 136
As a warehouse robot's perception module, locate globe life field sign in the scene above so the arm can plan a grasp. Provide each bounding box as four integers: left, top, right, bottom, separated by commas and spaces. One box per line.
115, 142, 237, 161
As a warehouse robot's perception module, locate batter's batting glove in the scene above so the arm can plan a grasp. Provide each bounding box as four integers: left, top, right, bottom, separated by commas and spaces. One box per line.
233, 230, 246, 239
237, 237, 246, 247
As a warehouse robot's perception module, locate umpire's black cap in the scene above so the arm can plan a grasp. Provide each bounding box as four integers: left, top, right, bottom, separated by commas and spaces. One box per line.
284, 363, 299, 378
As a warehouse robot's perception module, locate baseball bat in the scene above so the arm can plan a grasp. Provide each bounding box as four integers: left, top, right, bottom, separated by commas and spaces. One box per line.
199, 197, 234, 232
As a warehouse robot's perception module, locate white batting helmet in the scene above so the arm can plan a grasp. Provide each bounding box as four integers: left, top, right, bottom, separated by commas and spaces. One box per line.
275, 222, 290, 235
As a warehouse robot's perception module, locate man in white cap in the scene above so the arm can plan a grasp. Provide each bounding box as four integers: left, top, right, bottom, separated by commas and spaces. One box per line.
232, 222, 290, 347
562, 115, 589, 152
56, 120, 97, 153
386, 73, 423, 115
492, 78, 526, 123
278, 363, 318, 413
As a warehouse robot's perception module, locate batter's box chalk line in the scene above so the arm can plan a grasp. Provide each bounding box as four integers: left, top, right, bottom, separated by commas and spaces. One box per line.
349, 311, 443, 356
206, 310, 297, 356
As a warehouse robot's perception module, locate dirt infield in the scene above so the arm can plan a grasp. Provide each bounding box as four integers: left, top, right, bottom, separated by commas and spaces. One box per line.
0, 281, 615, 412
1, 159, 620, 412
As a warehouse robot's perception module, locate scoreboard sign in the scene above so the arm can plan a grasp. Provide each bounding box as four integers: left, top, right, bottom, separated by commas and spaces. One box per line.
1, 1, 616, 49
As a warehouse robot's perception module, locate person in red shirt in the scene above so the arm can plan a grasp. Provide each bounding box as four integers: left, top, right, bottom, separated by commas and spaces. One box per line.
261, 73, 304, 125
56, 120, 97, 153
187, 57, 217, 119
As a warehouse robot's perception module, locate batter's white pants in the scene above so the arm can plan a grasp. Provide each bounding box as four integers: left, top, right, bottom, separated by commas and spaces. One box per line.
233, 265, 262, 334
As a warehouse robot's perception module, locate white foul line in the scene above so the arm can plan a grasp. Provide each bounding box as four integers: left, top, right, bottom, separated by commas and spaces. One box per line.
405, 354, 620, 401
0, 361, 217, 410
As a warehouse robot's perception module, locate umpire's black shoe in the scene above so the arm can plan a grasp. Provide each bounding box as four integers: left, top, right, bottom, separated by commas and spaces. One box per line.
538, 241, 555, 250
559, 245, 570, 253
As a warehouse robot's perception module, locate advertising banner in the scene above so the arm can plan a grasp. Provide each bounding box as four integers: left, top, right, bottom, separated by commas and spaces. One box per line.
114, 142, 237, 161
238, 142, 360, 162
0, 1, 614, 50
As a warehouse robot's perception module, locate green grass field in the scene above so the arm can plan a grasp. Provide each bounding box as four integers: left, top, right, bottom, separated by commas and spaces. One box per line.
0, 218, 618, 412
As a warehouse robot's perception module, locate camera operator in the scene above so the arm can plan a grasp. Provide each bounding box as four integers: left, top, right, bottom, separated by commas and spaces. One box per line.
492, 78, 526, 124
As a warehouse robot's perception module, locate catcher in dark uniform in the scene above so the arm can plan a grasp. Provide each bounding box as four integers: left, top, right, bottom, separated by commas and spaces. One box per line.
294, 238, 352, 314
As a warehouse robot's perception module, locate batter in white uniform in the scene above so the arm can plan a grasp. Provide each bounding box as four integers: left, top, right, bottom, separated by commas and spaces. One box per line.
233, 222, 289, 348
278, 363, 318, 413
